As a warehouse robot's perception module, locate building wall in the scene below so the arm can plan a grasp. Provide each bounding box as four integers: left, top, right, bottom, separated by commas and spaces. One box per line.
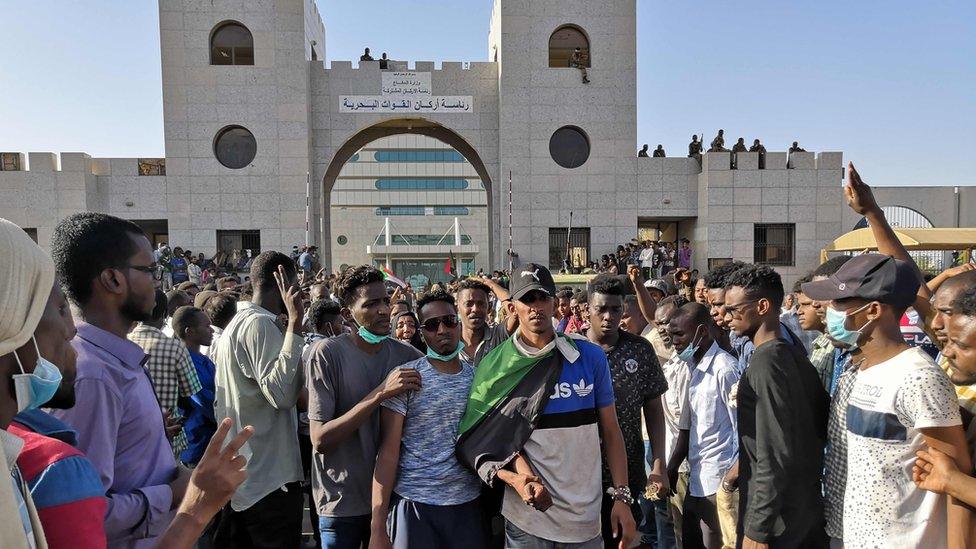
158, 0, 314, 252
492, 0, 639, 265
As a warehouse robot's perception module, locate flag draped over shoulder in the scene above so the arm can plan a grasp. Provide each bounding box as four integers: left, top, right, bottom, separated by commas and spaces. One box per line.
456, 334, 576, 484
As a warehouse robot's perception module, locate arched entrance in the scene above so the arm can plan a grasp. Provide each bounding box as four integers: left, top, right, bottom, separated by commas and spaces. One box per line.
320, 118, 495, 273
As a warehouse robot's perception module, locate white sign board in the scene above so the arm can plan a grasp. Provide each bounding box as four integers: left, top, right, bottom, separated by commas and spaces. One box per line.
339, 96, 473, 113
339, 70, 473, 113
381, 72, 431, 96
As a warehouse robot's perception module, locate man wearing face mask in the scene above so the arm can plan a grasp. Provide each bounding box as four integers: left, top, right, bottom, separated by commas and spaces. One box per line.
371, 290, 486, 548
665, 303, 739, 549
49, 212, 187, 548
0, 218, 106, 548
802, 253, 972, 548
306, 266, 422, 548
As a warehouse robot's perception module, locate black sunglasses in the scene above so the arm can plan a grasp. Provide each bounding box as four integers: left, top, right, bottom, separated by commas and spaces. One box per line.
421, 315, 459, 332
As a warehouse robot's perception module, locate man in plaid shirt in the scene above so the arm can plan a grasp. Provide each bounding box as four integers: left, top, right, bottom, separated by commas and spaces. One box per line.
128, 289, 202, 455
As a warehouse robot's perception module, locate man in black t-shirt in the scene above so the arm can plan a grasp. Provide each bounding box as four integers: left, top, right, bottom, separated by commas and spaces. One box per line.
586, 274, 669, 549
724, 265, 828, 548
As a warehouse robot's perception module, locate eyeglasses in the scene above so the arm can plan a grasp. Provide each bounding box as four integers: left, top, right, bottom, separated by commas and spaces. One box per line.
127, 264, 161, 280
723, 299, 760, 318
421, 315, 459, 332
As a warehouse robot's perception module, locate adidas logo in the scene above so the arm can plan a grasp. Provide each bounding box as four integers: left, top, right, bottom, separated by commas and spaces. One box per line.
573, 379, 594, 397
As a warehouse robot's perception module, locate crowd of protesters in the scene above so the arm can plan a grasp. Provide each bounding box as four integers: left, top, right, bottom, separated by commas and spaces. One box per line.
0, 161, 975, 549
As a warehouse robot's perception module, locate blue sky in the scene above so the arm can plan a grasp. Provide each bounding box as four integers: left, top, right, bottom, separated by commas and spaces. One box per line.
0, 0, 972, 187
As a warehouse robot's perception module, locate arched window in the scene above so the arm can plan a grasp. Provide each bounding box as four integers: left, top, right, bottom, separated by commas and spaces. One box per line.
210, 22, 254, 65
549, 25, 590, 68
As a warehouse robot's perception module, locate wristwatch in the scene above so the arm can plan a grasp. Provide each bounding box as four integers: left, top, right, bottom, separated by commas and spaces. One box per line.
605, 485, 634, 506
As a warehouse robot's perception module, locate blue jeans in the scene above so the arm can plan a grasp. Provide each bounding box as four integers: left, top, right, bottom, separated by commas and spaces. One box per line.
319, 514, 371, 549
653, 497, 677, 549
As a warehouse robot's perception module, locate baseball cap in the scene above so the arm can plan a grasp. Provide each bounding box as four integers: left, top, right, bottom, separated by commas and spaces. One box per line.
509, 262, 557, 301
801, 253, 919, 309
644, 278, 672, 295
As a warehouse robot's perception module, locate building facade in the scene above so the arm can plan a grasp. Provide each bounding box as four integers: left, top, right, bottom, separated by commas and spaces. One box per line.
0, 0, 969, 286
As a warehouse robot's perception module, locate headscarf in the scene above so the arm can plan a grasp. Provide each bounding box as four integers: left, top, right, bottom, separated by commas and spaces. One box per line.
0, 218, 55, 356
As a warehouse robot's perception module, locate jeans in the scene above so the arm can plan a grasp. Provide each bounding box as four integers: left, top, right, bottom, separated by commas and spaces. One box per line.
504, 521, 602, 549
653, 497, 677, 549
388, 496, 486, 549
319, 514, 371, 549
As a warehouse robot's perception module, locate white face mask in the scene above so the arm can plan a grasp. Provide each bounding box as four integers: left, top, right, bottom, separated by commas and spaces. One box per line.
12, 337, 63, 413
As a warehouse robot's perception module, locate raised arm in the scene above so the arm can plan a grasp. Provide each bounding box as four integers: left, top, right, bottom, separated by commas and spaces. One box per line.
628, 265, 658, 326
845, 162, 930, 300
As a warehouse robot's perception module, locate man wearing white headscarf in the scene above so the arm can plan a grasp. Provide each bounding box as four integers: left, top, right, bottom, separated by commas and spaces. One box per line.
0, 217, 59, 548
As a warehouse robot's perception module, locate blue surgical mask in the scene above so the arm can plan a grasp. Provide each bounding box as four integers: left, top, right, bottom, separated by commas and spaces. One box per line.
676, 325, 704, 363
357, 325, 389, 344
12, 337, 63, 413
825, 304, 873, 350
427, 341, 465, 362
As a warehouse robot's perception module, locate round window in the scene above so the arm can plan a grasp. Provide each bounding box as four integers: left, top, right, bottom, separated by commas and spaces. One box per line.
549, 126, 590, 169
336, 235, 348, 245
213, 125, 257, 169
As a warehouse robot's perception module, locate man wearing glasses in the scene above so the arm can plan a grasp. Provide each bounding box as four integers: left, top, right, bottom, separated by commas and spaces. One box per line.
371, 290, 487, 548
723, 265, 829, 549
50, 212, 191, 547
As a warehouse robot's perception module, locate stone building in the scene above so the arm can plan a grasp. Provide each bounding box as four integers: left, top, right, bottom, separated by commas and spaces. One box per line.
0, 0, 969, 285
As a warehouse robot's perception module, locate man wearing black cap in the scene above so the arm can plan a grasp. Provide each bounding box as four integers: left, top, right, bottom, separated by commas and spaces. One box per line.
802, 253, 971, 548
457, 263, 636, 549
723, 264, 829, 548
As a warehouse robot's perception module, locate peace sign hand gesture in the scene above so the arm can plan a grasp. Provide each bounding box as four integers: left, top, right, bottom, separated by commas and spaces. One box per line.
273, 264, 304, 331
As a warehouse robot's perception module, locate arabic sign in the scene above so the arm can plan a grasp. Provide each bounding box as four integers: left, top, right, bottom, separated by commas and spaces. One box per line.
381, 72, 431, 96
339, 96, 474, 113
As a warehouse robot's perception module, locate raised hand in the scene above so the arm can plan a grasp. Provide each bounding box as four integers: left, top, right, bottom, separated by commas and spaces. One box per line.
273, 264, 304, 327
844, 161, 880, 216
177, 419, 253, 520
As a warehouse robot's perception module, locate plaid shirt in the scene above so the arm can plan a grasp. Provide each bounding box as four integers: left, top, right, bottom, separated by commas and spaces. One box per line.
808, 334, 836, 393
823, 356, 857, 539
128, 324, 202, 455
939, 354, 976, 415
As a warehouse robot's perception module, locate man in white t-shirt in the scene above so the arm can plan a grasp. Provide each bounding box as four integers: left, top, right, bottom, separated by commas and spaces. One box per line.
804, 253, 972, 548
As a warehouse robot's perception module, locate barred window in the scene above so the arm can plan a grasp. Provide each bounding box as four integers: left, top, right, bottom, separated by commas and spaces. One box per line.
754, 223, 795, 266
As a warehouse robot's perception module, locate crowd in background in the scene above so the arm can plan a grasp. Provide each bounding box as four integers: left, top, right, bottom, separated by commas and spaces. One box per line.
0, 161, 975, 549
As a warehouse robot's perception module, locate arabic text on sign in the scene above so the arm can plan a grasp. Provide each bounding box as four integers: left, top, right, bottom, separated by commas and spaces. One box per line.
339, 96, 473, 113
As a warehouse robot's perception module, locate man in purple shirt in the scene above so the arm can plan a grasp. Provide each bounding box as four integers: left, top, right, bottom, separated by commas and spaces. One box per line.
49, 212, 190, 548
678, 238, 693, 270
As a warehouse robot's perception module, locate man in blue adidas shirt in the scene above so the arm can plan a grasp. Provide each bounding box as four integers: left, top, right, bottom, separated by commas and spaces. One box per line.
488, 263, 637, 548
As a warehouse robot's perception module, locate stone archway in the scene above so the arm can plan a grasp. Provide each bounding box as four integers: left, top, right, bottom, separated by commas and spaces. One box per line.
320, 117, 495, 270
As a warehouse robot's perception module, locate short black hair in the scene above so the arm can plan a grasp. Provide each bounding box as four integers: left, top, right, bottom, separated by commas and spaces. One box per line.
416, 289, 457, 321
50, 212, 148, 305
203, 293, 237, 329
793, 273, 813, 294
588, 274, 625, 299
659, 295, 689, 310
308, 299, 341, 331
217, 276, 238, 290
172, 306, 206, 340
555, 287, 575, 300
335, 265, 385, 306
250, 251, 296, 292
726, 264, 785, 309
952, 287, 976, 317
151, 289, 168, 322
176, 281, 198, 292
165, 289, 191, 317
456, 278, 491, 300
703, 261, 746, 290
671, 302, 712, 327
814, 255, 852, 278
572, 289, 587, 303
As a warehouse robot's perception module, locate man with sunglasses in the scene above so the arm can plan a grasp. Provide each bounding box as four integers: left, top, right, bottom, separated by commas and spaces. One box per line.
371, 290, 486, 548
723, 265, 828, 548
803, 254, 971, 548
50, 212, 190, 547
457, 263, 636, 549
306, 266, 422, 548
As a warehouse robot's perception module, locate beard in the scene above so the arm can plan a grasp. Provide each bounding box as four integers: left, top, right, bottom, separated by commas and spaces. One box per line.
121, 291, 154, 323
